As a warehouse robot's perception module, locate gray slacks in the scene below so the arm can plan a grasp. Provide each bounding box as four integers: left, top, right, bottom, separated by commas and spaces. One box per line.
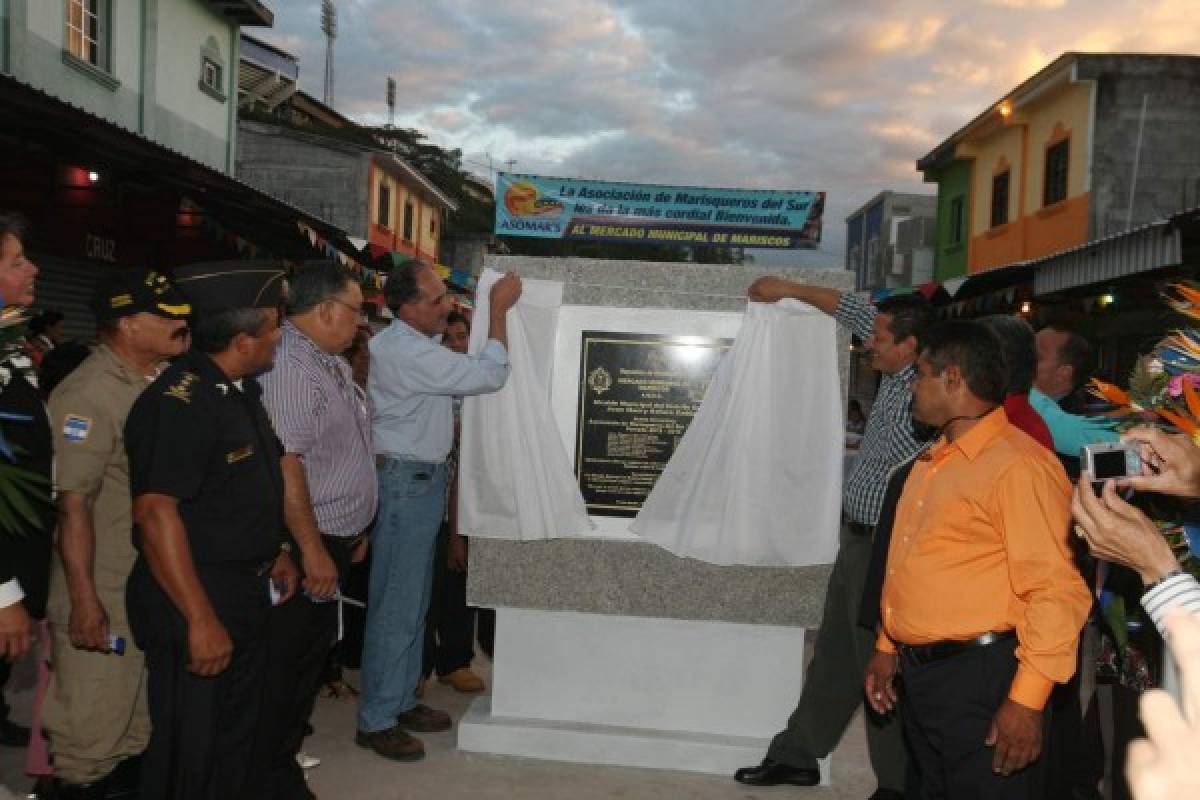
765, 520, 907, 791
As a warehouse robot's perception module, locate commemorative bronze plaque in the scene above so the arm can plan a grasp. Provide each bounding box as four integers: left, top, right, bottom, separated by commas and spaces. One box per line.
575, 331, 731, 516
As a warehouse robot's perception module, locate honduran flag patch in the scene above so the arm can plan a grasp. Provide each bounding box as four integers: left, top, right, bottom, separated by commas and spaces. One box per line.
63, 414, 92, 443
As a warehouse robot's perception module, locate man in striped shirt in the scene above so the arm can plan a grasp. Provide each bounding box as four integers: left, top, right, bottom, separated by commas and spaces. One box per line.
254, 263, 377, 800
734, 278, 931, 799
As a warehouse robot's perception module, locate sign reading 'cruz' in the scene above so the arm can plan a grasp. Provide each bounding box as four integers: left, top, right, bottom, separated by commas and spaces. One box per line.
494, 173, 825, 250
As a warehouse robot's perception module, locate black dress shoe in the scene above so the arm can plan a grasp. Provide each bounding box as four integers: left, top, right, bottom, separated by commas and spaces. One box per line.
105, 753, 142, 799
54, 780, 110, 800
0, 716, 31, 746
733, 758, 820, 786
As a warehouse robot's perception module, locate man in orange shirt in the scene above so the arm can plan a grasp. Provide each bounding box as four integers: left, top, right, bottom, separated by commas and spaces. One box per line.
864, 321, 1091, 798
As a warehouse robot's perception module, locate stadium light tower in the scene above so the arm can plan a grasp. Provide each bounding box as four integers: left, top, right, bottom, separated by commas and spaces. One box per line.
321, 0, 337, 107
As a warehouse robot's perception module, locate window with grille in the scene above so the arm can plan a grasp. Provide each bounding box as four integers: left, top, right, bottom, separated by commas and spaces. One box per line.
202, 59, 222, 92
377, 184, 391, 228
991, 171, 1010, 228
1044, 139, 1069, 207
949, 196, 965, 244
197, 36, 227, 101
66, 0, 105, 68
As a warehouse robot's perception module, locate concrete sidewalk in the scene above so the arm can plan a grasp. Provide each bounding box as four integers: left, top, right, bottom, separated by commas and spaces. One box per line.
1, 649, 878, 799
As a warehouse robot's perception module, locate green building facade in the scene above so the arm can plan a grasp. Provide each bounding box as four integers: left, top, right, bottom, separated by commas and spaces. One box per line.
1, 0, 271, 174
927, 158, 971, 282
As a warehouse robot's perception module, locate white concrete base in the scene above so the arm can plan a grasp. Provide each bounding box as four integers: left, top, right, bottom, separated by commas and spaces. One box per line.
458, 608, 830, 783
460, 695, 780, 775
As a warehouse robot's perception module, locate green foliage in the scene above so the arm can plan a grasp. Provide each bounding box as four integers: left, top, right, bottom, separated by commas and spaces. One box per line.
0, 459, 50, 535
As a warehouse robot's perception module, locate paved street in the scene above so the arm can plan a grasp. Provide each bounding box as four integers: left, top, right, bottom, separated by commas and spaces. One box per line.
0, 648, 876, 799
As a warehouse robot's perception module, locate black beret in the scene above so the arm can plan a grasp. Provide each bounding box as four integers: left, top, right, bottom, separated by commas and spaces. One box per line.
91, 269, 191, 322
172, 260, 287, 315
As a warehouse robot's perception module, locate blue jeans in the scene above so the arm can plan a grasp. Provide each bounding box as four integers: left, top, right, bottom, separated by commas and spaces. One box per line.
357, 458, 448, 733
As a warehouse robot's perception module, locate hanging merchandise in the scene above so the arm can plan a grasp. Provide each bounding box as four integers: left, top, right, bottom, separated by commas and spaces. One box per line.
631, 299, 843, 567
458, 269, 595, 540
295, 220, 370, 275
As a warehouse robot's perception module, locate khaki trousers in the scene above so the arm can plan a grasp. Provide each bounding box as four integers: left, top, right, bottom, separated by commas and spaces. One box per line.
42, 587, 150, 785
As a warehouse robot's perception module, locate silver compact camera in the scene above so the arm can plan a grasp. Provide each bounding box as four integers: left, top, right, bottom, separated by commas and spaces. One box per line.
1081, 441, 1142, 493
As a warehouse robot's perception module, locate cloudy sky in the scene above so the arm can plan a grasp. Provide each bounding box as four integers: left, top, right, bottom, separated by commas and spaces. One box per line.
256, 0, 1200, 265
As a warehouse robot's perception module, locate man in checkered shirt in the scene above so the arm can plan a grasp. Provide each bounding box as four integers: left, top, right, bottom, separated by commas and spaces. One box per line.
734, 277, 932, 800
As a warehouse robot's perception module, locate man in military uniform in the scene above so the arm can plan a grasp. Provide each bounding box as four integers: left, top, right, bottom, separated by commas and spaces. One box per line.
124, 261, 297, 800
42, 270, 191, 799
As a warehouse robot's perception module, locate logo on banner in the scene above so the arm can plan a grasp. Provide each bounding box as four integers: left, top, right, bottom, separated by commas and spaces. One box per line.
503, 181, 565, 218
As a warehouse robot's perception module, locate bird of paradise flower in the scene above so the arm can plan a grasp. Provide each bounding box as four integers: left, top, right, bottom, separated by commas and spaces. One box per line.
0, 304, 52, 535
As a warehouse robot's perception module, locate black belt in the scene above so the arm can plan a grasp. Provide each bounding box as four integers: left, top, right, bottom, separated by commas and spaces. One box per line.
194, 559, 276, 577
844, 517, 874, 536
322, 533, 365, 552
897, 630, 1016, 667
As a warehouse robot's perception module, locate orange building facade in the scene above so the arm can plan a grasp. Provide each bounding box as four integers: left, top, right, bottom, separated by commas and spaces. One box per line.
920, 55, 1103, 276
368, 155, 456, 264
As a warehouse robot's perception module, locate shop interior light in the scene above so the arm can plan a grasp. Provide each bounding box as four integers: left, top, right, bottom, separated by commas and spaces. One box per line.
1100, 292, 1115, 307
1020, 301, 1032, 314
87, 171, 100, 183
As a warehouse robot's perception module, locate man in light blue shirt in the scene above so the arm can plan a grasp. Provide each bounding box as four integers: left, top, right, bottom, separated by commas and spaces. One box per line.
357, 261, 522, 762
1033, 324, 1117, 458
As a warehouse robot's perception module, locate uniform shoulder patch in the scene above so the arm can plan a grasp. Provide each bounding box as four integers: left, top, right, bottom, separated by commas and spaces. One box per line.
62, 414, 92, 443
163, 372, 200, 404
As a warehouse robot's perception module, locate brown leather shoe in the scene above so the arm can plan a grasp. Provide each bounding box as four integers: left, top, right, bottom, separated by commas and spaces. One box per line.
437, 668, 486, 693
355, 725, 425, 762
396, 703, 453, 733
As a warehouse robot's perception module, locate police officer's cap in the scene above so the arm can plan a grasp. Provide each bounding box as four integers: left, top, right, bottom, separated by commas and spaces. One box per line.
91, 269, 191, 322
172, 260, 287, 315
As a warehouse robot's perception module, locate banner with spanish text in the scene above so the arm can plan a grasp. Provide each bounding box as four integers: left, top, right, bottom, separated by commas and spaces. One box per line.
494, 173, 824, 250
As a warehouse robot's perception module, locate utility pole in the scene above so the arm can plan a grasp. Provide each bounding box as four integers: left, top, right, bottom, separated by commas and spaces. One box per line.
321, 0, 337, 108
1125, 93, 1149, 232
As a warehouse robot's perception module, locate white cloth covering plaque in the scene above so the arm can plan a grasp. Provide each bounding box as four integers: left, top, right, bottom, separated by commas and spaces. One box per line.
631, 299, 842, 567
458, 269, 595, 540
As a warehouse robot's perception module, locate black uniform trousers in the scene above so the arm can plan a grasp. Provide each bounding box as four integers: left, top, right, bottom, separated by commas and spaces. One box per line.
901, 636, 1044, 800
0, 660, 12, 723
248, 535, 355, 800
422, 523, 476, 679
127, 560, 271, 800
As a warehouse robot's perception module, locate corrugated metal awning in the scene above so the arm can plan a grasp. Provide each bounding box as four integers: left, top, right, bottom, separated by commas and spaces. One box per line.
1034, 220, 1182, 295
